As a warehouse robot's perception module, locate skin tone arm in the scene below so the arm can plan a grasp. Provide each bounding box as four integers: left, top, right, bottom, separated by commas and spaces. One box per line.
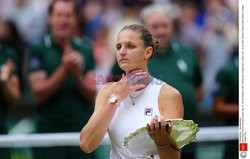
147, 84, 184, 159
72, 72, 96, 103
0, 59, 20, 106
213, 96, 238, 117
65, 47, 96, 103
80, 72, 146, 153
196, 85, 204, 103
29, 52, 73, 103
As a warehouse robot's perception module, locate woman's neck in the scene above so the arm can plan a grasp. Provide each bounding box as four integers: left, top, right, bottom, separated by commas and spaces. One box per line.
126, 67, 149, 75
125, 69, 153, 90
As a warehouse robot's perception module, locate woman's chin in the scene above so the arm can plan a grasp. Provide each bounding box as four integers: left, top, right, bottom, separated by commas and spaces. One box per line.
119, 64, 141, 74
119, 64, 129, 72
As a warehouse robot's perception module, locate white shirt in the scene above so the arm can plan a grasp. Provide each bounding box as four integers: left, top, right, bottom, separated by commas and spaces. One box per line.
108, 78, 165, 159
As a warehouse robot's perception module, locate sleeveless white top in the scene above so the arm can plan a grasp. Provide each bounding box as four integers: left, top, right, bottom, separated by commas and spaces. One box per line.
108, 78, 165, 159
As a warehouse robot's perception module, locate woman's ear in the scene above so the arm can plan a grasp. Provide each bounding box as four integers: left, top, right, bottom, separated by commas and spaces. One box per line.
144, 47, 153, 60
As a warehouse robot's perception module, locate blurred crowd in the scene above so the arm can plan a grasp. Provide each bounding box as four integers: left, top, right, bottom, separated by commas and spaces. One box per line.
0, 0, 238, 159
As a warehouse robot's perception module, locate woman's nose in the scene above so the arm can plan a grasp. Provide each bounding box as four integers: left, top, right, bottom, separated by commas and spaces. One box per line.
118, 47, 126, 56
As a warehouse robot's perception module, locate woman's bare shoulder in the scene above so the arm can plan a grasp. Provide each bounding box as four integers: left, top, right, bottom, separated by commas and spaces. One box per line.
158, 84, 184, 118
159, 84, 182, 99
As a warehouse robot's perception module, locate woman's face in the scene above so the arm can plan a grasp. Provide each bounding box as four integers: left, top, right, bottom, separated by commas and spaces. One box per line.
116, 29, 151, 73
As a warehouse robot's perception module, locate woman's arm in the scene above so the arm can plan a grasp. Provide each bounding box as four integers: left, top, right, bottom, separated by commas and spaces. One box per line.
80, 84, 119, 153
147, 84, 184, 159
0, 59, 20, 106
213, 96, 238, 117
158, 84, 184, 119
80, 72, 146, 153
0, 75, 20, 106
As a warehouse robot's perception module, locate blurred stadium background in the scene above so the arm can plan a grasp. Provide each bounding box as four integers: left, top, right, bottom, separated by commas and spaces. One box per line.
0, 0, 238, 159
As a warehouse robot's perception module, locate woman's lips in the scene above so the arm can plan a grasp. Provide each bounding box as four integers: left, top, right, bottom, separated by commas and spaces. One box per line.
119, 59, 129, 63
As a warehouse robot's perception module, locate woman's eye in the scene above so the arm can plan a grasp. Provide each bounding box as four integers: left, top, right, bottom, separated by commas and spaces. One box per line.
116, 45, 121, 50
128, 44, 135, 48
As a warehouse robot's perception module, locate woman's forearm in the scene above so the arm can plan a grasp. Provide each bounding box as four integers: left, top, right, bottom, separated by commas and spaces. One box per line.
0, 75, 20, 106
157, 144, 181, 159
80, 101, 117, 153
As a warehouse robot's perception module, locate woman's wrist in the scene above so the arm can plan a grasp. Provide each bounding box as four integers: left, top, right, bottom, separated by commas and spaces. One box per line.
107, 94, 120, 107
155, 142, 180, 151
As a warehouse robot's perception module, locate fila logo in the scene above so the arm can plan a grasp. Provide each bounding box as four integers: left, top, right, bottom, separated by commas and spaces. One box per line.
144, 108, 153, 116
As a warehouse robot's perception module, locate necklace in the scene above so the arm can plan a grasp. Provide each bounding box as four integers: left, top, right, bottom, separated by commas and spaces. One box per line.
129, 89, 145, 106
129, 76, 153, 105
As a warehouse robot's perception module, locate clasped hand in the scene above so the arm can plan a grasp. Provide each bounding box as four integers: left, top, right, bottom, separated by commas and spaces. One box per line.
62, 46, 84, 76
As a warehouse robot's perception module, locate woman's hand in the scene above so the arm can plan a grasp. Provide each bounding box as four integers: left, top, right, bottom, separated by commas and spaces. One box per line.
147, 115, 173, 146
0, 59, 16, 82
105, 70, 147, 103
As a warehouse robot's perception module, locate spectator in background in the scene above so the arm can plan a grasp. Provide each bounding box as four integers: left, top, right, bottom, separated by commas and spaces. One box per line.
80, 0, 104, 39
28, 0, 96, 159
0, 42, 20, 159
213, 50, 238, 159
1, 0, 48, 45
92, 25, 115, 90
140, 4, 203, 159
175, 1, 202, 54
199, 0, 238, 113
0, 19, 27, 91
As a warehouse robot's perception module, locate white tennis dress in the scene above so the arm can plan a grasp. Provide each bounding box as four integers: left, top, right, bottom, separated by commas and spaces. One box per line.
108, 78, 165, 159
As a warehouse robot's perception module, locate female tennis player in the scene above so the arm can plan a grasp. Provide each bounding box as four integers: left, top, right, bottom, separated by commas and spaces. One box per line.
80, 24, 183, 159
